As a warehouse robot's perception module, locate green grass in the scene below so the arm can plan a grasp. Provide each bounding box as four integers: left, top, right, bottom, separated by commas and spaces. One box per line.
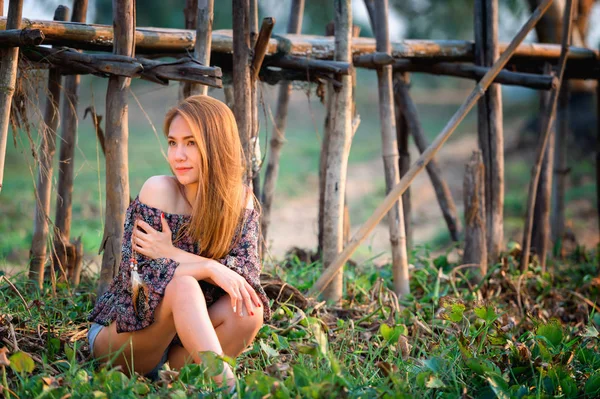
2, 246, 600, 398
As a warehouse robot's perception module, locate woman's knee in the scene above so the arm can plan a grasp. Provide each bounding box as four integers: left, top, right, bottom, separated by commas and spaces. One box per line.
164, 275, 204, 305
238, 304, 264, 337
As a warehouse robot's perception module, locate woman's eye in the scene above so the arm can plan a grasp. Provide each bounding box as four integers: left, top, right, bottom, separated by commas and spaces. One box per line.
168, 141, 176, 146
187, 141, 196, 146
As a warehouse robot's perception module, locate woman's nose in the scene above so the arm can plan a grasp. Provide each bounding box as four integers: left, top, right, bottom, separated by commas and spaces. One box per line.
174, 144, 187, 160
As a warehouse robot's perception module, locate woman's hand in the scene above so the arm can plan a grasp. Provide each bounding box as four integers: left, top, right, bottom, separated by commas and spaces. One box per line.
132, 215, 175, 260
207, 261, 262, 318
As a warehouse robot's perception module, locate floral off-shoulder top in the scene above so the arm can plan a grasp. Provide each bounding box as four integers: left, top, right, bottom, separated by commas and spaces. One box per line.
88, 196, 271, 333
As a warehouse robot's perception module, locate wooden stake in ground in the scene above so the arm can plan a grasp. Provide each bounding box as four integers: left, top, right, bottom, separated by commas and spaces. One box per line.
369, 0, 409, 297
463, 151, 487, 280
521, 0, 575, 272
552, 84, 569, 248
393, 72, 412, 249
0, 0, 24, 193
475, 0, 504, 264
393, 73, 462, 242
29, 6, 70, 288
308, 0, 554, 297
54, 0, 88, 286
532, 69, 554, 271
97, 0, 135, 296
321, 0, 353, 302
261, 0, 305, 248
232, 0, 252, 184
181, 0, 213, 98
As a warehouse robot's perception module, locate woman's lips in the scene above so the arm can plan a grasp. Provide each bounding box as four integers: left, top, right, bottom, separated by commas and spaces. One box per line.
175, 167, 192, 174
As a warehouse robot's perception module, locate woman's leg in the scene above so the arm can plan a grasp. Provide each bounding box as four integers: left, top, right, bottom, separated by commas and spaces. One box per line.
168, 294, 264, 369
92, 275, 233, 382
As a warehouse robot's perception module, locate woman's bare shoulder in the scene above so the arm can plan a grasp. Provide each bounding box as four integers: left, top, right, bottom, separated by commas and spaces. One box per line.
138, 176, 184, 213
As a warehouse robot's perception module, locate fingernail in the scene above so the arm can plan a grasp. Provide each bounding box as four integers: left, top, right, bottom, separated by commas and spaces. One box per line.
161, 212, 164, 218
251, 312, 254, 316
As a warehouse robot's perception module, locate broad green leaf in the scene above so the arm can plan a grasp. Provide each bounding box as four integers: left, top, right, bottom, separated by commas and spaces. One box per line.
64, 343, 75, 362
92, 391, 107, 399
198, 351, 224, 377
170, 390, 188, 399
260, 341, 279, 358
379, 324, 399, 343
486, 372, 510, 399
465, 358, 497, 376
133, 383, 150, 395
582, 325, 599, 338
441, 301, 465, 323
585, 372, 600, 396
425, 375, 445, 388
559, 376, 578, 398
9, 351, 34, 374
536, 319, 564, 347
474, 304, 497, 323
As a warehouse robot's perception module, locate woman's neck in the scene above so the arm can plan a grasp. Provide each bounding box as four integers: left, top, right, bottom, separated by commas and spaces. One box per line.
182, 182, 198, 210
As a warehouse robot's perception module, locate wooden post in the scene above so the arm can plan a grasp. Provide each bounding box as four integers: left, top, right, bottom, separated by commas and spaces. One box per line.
394, 72, 412, 249
28, 6, 70, 288
521, 0, 575, 271
261, 0, 304, 246
551, 84, 569, 247
97, 0, 135, 296
369, 0, 409, 297
463, 151, 487, 279
232, 0, 252, 184
0, 0, 23, 193
54, 0, 88, 285
321, 0, 352, 302
532, 70, 554, 271
180, 0, 197, 100
393, 72, 462, 242
475, 0, 504, 264
308, 0, 554, 297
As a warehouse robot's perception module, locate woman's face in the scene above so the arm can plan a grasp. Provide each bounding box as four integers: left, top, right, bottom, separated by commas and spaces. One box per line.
167, 115, 201, 187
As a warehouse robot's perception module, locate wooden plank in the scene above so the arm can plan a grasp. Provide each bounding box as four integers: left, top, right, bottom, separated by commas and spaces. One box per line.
463, 151, 487, 279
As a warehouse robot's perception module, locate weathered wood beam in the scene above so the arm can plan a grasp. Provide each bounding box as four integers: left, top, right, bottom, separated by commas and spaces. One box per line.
267, 55, 351, 75
308, 0, 554, 297
0, 18, 596, 65
370, 0, 409, 298
393, 60, 557, 90
521, 0, 575, 271
0, 0, 24, 194
251, 17, 275, 81
97, 0, 135, 297
232, 0, 252, 183
0, 28, 44, 45
29, 5, 69, 288
21, 47, 222, 87
181, 0, 213, 97
261, 0, 305, 247
54, 0, 88, 286
475, 0, 504, 263
463, 151, 487, 280
321, 0, 353, 302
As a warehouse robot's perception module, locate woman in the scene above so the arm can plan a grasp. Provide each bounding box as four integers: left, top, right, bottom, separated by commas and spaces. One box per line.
87, 95, 271, 389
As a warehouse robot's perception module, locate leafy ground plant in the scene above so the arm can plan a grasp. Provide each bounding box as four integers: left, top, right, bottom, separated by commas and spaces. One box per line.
0, 244, 599, 398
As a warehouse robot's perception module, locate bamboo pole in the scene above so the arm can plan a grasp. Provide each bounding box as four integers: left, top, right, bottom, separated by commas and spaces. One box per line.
308, 0, 554, 297
475, 0, 504, 264
393, 74, 462, 242
463, 151, 487, 280
551, 84, 569, 247
321, 0, 352, 302
369, 0, 409, 297
521, 0, 575, 272
394, 72, 412, 249
0, 0, 24, 194
0, 18, 597, 65
232, 0, 252, 183
249, 0, 260, 198
261, 0, 305, 246
54, 0, 87, 285
28, 6, 70, 288
182, 0, 213, 98
392, 60, 557, 90
179, 0, 197, 100
97, 0, 135, 296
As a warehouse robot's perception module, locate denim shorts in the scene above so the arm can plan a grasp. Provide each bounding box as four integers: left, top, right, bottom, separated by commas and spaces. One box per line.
87, 322, 169, 381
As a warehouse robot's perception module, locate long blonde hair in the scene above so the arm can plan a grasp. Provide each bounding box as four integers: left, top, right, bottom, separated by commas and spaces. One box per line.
164, 95, 247, 259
